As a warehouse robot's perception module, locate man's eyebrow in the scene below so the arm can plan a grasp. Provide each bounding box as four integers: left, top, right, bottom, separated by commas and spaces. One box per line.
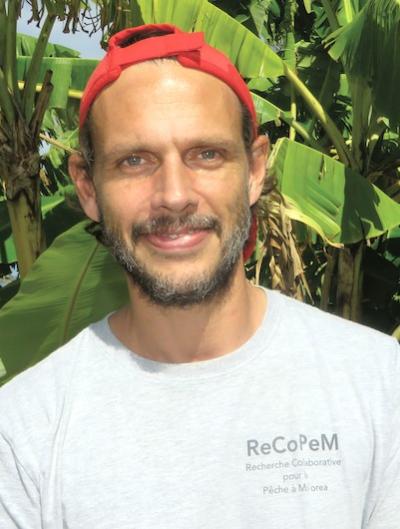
99, 144, 148, 162
186, 138, 242, 152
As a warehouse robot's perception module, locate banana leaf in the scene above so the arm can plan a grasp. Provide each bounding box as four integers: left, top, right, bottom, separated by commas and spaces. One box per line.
17, 33, 81, 59
17, 56, 98, 109
326, 0, 400, 126
15, 32, 98, 116
271, 138, 400, 245
0, 221, 128, 385
252, 92, 286, 124
248, 0, 279, 41
304, 0, 367, 23
0, 280, 19, 310
135, 0, 285, 79
336, 0, 360, 24
302, 0, 312, 13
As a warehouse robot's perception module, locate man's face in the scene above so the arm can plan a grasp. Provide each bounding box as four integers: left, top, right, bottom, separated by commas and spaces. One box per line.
76, 61, 267, 307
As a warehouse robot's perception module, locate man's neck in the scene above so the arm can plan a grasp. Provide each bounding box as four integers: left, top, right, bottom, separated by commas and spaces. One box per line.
108, 271, 267, 364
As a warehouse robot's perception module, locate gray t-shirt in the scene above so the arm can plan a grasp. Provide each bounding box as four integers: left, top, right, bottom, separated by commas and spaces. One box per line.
0, 289, 399, 529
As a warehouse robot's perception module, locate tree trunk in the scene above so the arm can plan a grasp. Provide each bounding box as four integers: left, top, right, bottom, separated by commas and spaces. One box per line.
336, 242, 364, 321
3, 150, 46, 278
320, 247, 337, 311
6, 183, 45, 278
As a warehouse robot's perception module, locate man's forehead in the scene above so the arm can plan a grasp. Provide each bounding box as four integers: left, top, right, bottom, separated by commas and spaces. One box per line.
96, 59, 241, 101
91, 59, 243, 124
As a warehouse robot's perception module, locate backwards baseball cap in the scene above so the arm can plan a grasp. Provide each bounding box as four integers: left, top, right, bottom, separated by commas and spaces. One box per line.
79, 23, 258, 136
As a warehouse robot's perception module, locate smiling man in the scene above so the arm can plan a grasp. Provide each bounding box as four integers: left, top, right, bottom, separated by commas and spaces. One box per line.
0, 24, 399, 529
79, 57, 264, 314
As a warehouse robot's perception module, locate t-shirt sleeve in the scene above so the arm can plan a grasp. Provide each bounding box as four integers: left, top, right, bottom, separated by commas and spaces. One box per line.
366, 340, 400, 529
0, 433, 41, 528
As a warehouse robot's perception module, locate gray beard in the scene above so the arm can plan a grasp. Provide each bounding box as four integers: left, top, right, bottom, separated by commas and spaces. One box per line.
100, 206, 251, 308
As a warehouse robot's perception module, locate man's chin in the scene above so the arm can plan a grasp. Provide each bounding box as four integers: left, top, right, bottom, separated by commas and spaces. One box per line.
101, 209, 250, 308
125, 261, 239, 308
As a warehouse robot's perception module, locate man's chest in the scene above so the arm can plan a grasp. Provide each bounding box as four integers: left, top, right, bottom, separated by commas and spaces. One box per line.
50, 377, 374, 529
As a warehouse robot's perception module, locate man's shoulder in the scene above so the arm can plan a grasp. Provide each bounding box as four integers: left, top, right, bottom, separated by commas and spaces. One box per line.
265, 290, 400, 410
0, 318, 107, 434
270, 289, 399, 358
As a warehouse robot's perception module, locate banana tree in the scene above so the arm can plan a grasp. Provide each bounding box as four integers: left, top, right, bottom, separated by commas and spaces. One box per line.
296, 0, 400, 319
0, 33, 93, 264
229, 0, 400, 319
0, 1, 109, 278
1, 0, 399, 385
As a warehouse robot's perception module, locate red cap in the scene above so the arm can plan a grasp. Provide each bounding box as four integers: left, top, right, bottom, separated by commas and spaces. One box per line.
80, 24, 258, 262
79, 24, 257, 136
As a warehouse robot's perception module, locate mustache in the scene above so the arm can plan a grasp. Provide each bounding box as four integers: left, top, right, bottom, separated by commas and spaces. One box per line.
132, 214, 222, 240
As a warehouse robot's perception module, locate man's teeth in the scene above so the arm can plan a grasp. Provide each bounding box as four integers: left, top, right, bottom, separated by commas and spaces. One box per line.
160, 231, 194, 239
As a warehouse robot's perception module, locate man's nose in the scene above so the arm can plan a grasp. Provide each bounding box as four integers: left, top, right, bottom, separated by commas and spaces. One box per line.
150, 155, 198, 213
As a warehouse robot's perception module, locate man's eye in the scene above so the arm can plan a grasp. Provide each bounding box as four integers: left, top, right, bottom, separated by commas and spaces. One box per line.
199, 150, 218, 161
124, 155, 143, 166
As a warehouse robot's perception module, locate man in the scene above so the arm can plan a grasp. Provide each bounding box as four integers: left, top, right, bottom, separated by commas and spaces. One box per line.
0, 24, 399, 529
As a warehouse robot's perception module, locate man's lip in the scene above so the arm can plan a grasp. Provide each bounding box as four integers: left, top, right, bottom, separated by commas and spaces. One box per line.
144, 230, 210, 251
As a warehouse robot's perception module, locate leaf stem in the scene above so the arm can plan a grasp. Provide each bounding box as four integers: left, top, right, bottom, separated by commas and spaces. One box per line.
22, 12, 56, 122
0, 0, 6, 68
39, 132, 78, 154
286, 118, 325, 152
4, 0, 20, 104
320, 247, 337, 311
18, 80, 83, 100
283, 0, 297, 141
305, 61, 336, 137
0, 68, 15, 125
284, 63, 356, 168
321, 0, 339, 31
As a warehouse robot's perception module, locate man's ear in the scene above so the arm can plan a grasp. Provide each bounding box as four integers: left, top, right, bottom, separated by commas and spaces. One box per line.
248, 134, 269, 206
68, 153, 100, 222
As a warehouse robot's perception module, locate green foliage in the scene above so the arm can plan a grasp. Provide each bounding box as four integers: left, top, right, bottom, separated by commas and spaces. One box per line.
0, 4, 100, 276
327, 0, 400, 126
135, 0, 285, 78
271, 138, 400, 244
16, 33, 80, 58
0, 0, 399, 385
17, 54, 97, 108
0, 35, 93, 266
0, 221, 128, 384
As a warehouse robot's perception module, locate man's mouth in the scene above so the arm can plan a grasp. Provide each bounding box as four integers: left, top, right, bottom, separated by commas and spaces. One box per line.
155, 230, 196, 239
145, 229, 210, 251
132, 215, 222, 252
